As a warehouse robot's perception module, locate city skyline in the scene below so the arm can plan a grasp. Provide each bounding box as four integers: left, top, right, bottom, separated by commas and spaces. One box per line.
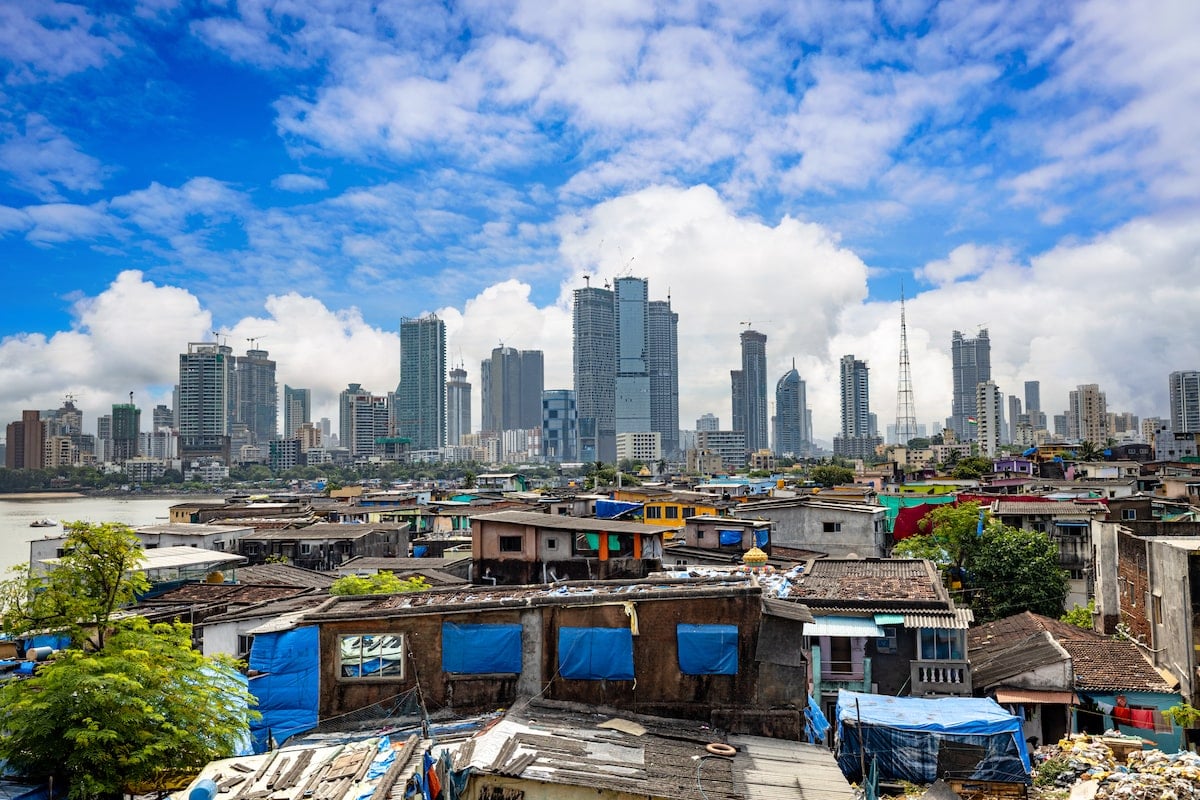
3, 4, 1200, 441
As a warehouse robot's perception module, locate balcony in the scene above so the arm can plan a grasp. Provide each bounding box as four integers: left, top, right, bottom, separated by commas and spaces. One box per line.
911, 659, 972, 696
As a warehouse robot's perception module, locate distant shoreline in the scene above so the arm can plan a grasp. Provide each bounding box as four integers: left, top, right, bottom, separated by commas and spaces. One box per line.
0, 492, 87, 500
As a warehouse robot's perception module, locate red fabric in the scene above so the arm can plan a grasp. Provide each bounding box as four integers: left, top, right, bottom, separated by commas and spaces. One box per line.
1129, 708, 1154, 730
893, 504, 938, 541
1113, 701, 1133, 726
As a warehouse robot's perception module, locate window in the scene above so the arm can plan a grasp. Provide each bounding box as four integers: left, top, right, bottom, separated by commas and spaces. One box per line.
665, 507, 679, 519
828, 636, 852, 674
876, 627, 898, 654
1152, 594, 1163, 625
499, 536, 523, 553
575, 533, 599, 554
300, 543, 312, 555
822, 521, 842, 533
237, 634, 254, 657
683, 507, 696, 518
645, 506, 663, 519
1122, 508, 1137, 520
697, 530, 705, 540
340, 633, 405, 678
919, 628, 962, 660
545, 537, 558, 550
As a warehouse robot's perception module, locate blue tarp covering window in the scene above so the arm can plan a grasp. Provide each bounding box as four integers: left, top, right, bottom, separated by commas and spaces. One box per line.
835, 690, 1031, 784
677, 624, 738, 675
718, 529, 742, 546
754, 528, 769, 547
248, 626, 320, 752
442, 623, 522, 674
558, 627, 635, 680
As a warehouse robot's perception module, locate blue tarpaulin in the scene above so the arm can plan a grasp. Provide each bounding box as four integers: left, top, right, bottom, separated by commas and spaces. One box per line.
248, 626, 320, 752
558, 627, 634, 680
836, 690, 1030, 784
595, 500, 642, 519
442, 623, 522, 674
718, 529, 742, 546
754, 528, 769, 547
676, 624, 738, 675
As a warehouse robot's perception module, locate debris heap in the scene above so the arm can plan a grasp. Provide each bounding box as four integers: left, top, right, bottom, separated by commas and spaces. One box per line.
1033, 734, 1200, 799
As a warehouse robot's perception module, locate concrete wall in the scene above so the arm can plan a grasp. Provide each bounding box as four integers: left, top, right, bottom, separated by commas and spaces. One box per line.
1147, 540, 1197, 704
736, 503, 888, 557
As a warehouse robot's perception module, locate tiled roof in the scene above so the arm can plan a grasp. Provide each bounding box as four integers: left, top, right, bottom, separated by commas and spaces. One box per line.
787, 558, 949, 605
235, 563, 336, 589
155, 583, 307, 604
992, 502, 1100, 516
968, 612, 1173, 693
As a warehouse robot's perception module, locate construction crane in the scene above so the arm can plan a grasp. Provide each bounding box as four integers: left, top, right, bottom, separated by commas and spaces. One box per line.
246, 335, 267, 350
211, 330, 230, 346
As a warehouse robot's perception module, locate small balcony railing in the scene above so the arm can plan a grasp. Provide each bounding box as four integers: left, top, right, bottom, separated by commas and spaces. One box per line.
911, 659, 972, 696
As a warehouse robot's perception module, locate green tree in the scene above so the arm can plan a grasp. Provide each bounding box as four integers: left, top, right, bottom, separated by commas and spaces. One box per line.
330, 572, 432, 596
1074, 441, 1104, 462
1061, 600, 1097, 629
0, 521, 148, 650
0, 618, 256, 800
951, 455, 993, 479
893, 501, 986, 571
809, 464, 855, 487
970, 526, 1069, 621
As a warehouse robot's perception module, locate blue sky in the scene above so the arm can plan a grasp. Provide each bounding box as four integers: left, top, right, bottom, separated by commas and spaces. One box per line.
2, 0, 1199, 439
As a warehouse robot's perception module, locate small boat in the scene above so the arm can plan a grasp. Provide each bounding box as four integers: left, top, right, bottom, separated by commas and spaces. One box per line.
29, 518, 58, 528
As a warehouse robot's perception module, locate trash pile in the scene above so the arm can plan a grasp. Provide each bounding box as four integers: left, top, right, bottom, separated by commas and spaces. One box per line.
1032, 733, 1200, 799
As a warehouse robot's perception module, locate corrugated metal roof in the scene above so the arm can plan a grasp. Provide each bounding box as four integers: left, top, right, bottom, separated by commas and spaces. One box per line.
761, 597, 814, 623
471, 509, 676, 534
728, 735, 857, 799
802, 615, 884, 637
903, 608, 974, 629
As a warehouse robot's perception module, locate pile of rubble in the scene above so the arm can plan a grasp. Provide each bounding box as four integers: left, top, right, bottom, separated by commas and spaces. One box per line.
1033, 733, 1200, 799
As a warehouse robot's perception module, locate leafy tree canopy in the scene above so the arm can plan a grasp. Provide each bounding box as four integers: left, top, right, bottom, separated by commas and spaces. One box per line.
893, 501, 986, 570
971, 525, 1068, 621
0, 521, 148, 650
1061, 600, 1097, 630
809, 464, 855, 487
951, 456, 993, 479
0, 618, 256, 800
330, 572, 432, 596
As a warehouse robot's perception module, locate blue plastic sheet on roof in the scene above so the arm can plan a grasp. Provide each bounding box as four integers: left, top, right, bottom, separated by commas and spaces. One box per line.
718, 529, 742, 546
676, 624, 738, 675
558, 627, 634, 680
442, 623, 522, 674
248, 625, 320, 752
595, 499, 642, 519
1022, 447, 1037, 456
836, 690, 1030, 785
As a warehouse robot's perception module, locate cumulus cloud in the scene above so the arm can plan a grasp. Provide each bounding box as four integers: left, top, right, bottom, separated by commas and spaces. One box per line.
916, 244, 1015, 286
272, 173, 329, 192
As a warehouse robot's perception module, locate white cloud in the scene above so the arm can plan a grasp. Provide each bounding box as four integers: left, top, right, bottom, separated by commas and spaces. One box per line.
915, 244, 1014, 286
0, 1, 129, 83
272, 173, 329, 192
0, 114, 106, 200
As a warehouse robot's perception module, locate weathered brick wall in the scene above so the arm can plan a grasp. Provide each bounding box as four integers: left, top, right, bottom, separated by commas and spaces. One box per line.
1116, 530, 1151, 642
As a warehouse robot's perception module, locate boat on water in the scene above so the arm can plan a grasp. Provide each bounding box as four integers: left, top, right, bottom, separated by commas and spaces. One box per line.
29, 518, 58, 528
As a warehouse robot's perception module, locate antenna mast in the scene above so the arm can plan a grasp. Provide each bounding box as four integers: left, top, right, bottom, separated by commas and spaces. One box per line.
895, 284, 918, 446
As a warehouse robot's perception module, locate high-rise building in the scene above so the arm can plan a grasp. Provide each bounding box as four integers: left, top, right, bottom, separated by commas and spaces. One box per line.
110, 402, 141, 463
573, 283, 616, 463
1068, 384, 1108, 444
96, 413, 112, 463
1168, 370, 1200, 434
615, 277, 651, 436
4, 410, 46, 470
481, 347, 543, 433
178, 342, 235, 461
541, 389, 577, 462
732, 329, 768, 453
949, 329, 991, 441
1024, 381, 1040, 413
976, 381, 1003, 457
696, 413, 719, 432
834, 355, 881, 459
647, 298, 679, 457
283, 385, 311, 439
774, 361, 809, 457
339, 383, 390, 459
152, 403, 173, 431
446, 366, 471, 446
1007, 395, 1022, 444
234, 348, 277, 443
396, 315, 446, 450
